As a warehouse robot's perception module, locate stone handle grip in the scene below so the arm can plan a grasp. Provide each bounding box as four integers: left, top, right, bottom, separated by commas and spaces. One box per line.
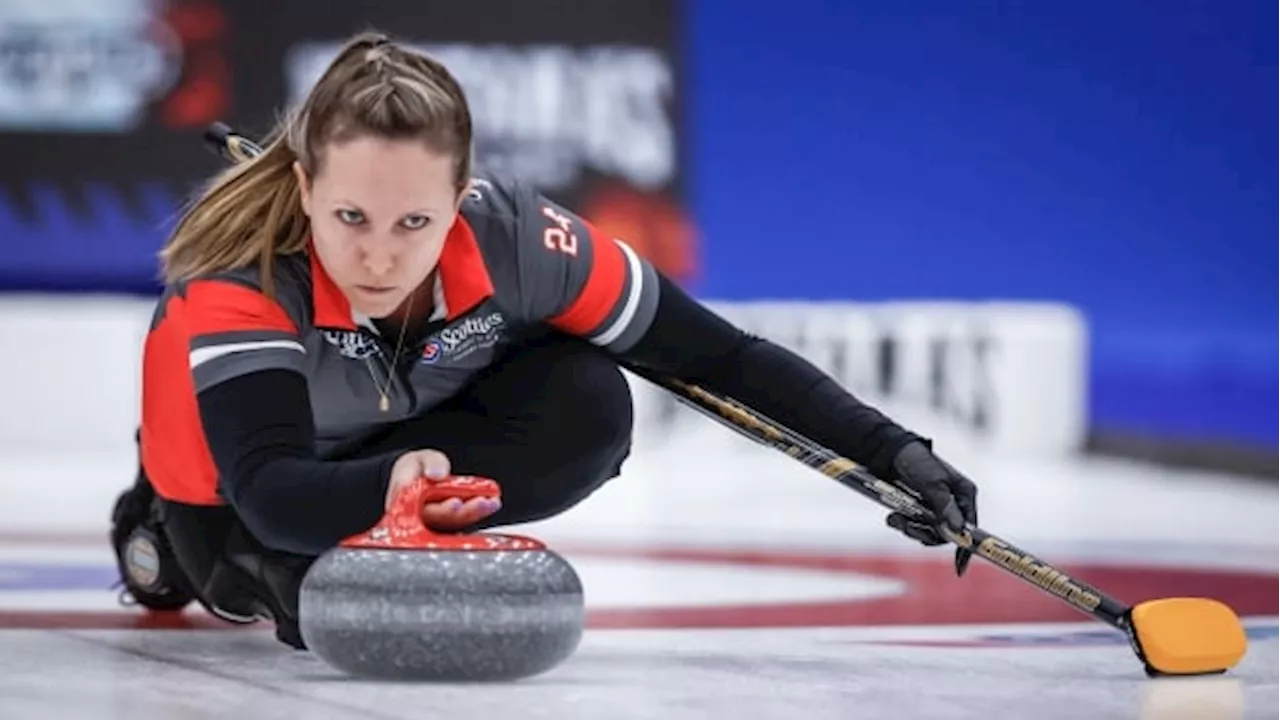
341, 475, 512, 550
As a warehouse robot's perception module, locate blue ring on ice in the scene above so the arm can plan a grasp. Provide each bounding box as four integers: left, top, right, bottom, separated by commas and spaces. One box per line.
0, 563, 117, 591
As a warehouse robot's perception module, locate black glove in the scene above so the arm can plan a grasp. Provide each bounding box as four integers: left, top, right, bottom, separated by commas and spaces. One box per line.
884, 440, 979, 576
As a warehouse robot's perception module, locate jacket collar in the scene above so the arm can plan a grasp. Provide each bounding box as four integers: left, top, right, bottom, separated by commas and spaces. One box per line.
310, 216, 494, 331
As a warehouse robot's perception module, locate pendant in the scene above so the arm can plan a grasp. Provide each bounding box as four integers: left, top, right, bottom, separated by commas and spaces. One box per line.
379, 395, 390, 412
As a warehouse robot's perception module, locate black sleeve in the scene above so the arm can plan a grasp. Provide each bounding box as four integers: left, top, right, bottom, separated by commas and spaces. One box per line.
618, 274, 922, 479
196, 368, 399, 556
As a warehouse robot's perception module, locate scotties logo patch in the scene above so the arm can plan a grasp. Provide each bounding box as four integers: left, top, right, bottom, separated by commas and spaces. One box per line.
421, 312, 506, 364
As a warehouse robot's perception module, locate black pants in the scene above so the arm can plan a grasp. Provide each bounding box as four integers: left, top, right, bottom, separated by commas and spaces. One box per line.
153, 333, 633, 618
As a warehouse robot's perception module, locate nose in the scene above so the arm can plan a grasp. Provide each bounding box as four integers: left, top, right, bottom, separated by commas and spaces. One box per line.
359, 234, 396, 278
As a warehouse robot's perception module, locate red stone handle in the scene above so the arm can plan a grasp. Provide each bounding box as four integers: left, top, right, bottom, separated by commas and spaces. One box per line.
340, 475, 542, 551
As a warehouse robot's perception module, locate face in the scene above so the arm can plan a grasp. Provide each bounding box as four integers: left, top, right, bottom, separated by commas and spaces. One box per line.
296, 135, 463, 319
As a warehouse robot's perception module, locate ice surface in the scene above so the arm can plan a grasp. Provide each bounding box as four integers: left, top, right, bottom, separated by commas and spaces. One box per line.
0, 625, 1275, 720
0, 435, 1275, 720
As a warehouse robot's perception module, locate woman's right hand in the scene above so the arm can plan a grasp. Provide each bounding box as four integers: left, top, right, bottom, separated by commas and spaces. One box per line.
387, 449, 501, 531
387, 449, 453, 508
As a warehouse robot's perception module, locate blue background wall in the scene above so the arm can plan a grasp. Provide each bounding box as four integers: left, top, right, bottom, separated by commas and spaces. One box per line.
0, 0, 1273, 453
686, 0, 1277, 448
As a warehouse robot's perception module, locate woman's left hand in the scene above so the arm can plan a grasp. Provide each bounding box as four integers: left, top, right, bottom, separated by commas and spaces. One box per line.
884, 440, 979, 575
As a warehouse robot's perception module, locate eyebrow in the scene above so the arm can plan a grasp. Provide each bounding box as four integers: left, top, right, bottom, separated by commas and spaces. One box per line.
334, 201, 437, 215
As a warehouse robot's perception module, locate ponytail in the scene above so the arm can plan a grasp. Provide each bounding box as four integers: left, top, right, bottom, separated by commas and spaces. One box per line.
159, 123, 309, 298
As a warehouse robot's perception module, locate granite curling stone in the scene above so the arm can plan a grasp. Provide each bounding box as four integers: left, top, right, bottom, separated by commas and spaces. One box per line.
298, 475, 585, 682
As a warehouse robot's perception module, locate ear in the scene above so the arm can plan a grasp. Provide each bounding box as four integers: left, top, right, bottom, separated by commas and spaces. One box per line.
293, 161, 313, 217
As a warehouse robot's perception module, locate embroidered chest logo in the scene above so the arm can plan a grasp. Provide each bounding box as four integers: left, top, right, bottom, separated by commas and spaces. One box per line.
320, 330, 380, 359
421, 312, 506, 364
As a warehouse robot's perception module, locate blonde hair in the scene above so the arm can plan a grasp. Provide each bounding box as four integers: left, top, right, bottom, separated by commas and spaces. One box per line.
159, 31, 474, 295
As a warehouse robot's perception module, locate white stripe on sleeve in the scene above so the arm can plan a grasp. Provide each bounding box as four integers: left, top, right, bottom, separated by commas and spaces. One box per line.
589, 239, 645, 347
189, 340, 306, 369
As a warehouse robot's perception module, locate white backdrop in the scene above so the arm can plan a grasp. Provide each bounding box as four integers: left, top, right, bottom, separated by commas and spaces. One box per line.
0, 294, 1087, 457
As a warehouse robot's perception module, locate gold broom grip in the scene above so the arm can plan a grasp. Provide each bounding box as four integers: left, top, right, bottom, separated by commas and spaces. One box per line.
204, 122, 264, 163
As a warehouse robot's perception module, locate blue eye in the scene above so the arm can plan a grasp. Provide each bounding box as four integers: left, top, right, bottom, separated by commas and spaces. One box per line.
401, 215, 430, 230
336, 209, 364, 225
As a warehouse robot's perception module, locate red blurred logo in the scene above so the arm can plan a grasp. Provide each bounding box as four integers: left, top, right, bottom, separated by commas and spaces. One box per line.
579, 182, 699, 287
158, 0, 230, 128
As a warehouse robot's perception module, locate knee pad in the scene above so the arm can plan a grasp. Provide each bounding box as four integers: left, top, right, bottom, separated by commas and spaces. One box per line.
110, 483, 196, 612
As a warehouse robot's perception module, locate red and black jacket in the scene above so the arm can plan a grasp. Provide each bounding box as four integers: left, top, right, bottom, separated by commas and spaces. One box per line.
140, 173, 918, 554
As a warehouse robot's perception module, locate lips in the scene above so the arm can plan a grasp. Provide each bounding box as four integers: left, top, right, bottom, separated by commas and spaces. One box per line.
356, 285, 396, 295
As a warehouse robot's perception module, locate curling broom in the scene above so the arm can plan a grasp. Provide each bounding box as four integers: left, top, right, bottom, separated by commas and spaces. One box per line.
625, 365, 1249, 678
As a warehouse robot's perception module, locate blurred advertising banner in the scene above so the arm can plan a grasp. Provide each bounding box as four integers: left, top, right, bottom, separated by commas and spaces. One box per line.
0, 0, 695, 292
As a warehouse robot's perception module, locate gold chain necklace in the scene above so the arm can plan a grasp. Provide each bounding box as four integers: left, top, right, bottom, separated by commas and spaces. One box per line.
364, 289, 415, 413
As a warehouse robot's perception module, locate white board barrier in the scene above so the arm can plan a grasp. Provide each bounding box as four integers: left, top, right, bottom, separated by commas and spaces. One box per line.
626, 300, 1087, 458
0, 295, 1087, 458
